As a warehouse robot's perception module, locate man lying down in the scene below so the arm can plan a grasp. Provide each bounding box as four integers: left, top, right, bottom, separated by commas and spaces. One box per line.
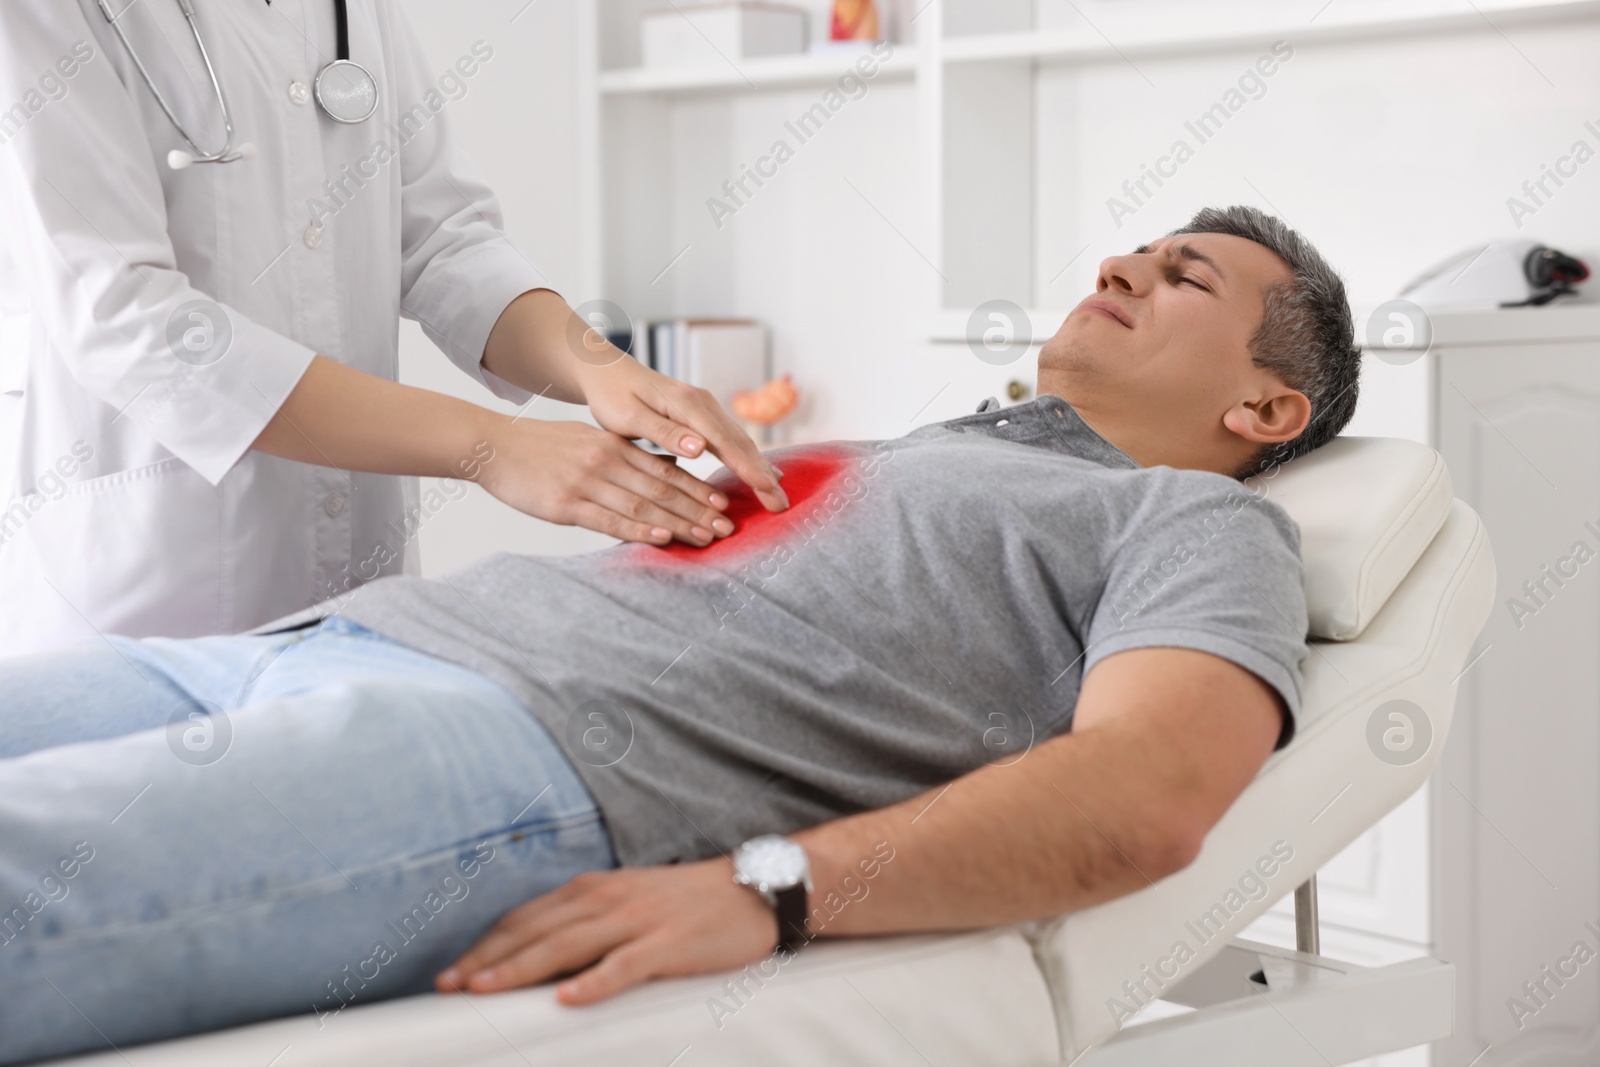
0, 205, 1360, 1062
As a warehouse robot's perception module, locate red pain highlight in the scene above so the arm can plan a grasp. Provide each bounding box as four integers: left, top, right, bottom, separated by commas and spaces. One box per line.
646, 447, 855, 565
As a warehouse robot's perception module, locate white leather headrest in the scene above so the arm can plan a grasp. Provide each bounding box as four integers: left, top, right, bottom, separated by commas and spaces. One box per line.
1246, 436, 1453, 641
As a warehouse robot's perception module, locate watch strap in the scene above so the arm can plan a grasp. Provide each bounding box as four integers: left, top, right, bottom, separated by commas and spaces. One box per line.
774, 883, 809, 954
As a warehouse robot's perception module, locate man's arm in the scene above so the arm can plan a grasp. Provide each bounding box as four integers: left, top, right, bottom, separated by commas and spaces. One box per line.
436, 646, 1287, 1002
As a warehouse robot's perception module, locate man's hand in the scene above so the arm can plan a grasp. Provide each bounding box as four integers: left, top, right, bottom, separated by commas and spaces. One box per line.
435, 859, 778, 1005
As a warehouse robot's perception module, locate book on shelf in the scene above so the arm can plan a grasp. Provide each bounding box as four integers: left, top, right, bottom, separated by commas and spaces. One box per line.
640, 319, 769, 409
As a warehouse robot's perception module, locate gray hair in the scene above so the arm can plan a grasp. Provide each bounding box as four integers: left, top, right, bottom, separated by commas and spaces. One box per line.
1166, 205, 1361, 479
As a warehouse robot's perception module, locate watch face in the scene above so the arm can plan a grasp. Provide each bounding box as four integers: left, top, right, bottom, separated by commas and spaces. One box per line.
734, 834, 809, 892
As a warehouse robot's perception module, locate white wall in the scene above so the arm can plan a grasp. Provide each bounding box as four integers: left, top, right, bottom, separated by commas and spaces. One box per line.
396, 0, 615, 566
397, 0, 1600, 575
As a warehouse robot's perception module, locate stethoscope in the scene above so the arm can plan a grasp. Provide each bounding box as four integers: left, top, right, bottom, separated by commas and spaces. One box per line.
95, 0, 380, 170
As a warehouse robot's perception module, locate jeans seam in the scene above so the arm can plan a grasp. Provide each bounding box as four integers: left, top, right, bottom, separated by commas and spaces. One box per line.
234, 630, 314, 704
2, 810, 605, 952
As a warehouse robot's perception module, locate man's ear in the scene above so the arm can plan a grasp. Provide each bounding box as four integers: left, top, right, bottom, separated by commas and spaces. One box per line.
1222, 388, 1311, 445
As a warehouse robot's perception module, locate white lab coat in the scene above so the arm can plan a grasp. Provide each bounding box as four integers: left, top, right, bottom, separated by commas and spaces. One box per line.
0, 0, 548, 655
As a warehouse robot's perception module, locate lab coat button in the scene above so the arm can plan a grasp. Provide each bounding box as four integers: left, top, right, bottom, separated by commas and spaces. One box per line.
323, 493, 345, 518
303, 224, 324, 249
289, 81, 311, 106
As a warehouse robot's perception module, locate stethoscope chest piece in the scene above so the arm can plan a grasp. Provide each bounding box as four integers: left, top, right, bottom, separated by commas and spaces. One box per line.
101, 0, 381, 167
314, 59, 380, 125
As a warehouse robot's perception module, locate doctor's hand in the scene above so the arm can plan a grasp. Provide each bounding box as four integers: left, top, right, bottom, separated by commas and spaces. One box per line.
434, 860, 778, 1005
479, 289, 786, 515
575, 356, 790, 515
476, 420, 743, 548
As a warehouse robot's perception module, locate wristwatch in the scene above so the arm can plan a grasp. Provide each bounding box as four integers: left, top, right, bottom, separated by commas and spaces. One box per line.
731, 834, 812, 953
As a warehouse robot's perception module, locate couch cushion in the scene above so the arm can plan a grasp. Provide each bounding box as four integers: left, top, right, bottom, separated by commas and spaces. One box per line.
1248, 436, 1453, 640
55, 928, 1059, 1067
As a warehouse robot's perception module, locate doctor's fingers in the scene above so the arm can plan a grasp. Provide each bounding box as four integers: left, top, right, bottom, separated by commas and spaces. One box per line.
615, 447, 737, 532
641, 382, 788, 514
581, 478, 723, 547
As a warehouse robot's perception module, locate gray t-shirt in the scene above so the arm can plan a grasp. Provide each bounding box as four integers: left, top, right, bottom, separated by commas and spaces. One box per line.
338, 395, 1309, 866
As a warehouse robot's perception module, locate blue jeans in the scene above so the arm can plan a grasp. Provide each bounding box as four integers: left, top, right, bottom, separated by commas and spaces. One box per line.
0, 616, 616, 1064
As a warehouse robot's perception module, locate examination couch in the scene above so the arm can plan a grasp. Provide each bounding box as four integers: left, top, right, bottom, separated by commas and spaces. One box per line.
52, 434, 1496, 1067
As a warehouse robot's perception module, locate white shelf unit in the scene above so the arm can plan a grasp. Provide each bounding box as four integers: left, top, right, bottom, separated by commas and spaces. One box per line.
939, 0, 1600, 64
576, 0, 1600, 350
597, 47, 920, 96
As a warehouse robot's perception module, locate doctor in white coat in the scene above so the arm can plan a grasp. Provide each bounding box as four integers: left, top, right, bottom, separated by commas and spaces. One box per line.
0, 0, 786, 656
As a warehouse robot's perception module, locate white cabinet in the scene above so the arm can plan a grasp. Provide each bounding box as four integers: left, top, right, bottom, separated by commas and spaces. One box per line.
1431, 307, 1600, 1066
1238, 306, 1600, 1067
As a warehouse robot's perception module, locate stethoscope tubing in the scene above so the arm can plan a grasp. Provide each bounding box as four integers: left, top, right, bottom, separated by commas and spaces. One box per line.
98, 0, 374, 164
97, 0, 241, 164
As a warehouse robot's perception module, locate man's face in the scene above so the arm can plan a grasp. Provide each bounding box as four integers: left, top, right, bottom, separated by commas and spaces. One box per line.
1037, 233, 1297, 464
